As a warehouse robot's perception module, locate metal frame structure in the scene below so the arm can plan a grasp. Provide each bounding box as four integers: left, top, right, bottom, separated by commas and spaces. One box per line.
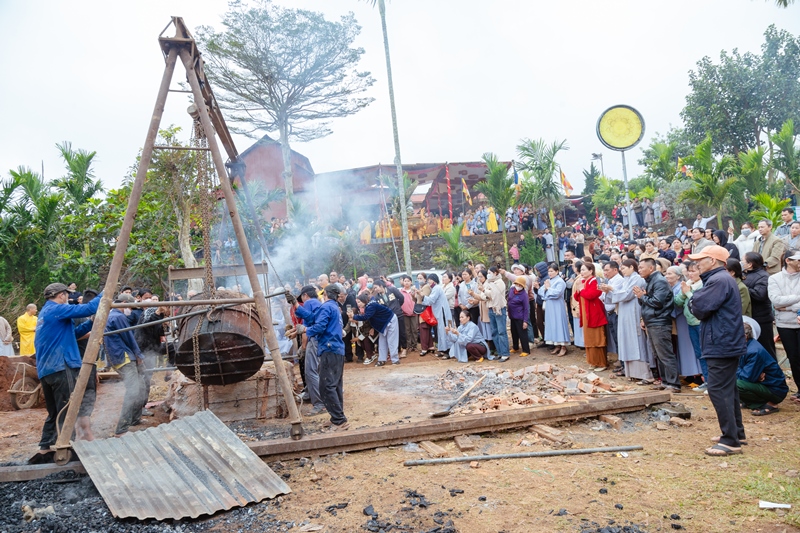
53, 17, 303, 464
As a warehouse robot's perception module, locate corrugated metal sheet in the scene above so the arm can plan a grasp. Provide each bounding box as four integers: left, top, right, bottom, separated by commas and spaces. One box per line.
73, 410, 291, 520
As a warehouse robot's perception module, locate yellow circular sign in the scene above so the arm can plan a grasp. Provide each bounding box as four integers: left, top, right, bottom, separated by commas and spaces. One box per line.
596, 105, 645, 151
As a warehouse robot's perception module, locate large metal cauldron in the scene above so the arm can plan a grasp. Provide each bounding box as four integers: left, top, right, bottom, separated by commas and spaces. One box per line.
175, 292, 265, 386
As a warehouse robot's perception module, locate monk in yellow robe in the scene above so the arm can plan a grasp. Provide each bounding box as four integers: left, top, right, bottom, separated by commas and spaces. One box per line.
359, 220, 372, 244
461, 217, 471, 237
441, 217, 452, 233
486, 207, 499, 233
17, 304, 38, 356
426, 213, 437, 237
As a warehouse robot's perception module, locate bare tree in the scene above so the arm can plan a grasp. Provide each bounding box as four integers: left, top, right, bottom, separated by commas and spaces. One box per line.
198, 0, 375, 203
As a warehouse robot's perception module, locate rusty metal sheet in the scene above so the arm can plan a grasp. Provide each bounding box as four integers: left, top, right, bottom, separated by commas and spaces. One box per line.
72, 411, 290, 520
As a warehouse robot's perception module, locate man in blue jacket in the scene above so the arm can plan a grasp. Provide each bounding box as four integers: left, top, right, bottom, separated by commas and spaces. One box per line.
104, 293, 145, 436
738, 319, 788, 416
35, 283, 103, 451
306, 284, 348, 431
689, 245, 747, 456
293, 285, 326, 416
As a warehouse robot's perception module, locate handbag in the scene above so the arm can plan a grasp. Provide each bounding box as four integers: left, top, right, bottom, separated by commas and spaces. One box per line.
413, 303, 427, 315
420, 306, 438, 326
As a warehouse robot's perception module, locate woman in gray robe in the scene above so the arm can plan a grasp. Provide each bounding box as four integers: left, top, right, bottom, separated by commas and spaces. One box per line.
605, 259, 653, 381
665, 266, 702, 378
446, 309, 490, 362
421, 273, 452, 356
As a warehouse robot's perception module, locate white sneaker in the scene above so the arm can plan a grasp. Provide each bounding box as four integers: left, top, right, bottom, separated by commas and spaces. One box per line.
363, 356, 377, 365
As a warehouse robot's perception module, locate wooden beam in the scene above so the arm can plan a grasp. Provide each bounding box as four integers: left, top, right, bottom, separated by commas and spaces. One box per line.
167, 263, 270, 281
248, 391, 671, 461
0, 461, 86, 483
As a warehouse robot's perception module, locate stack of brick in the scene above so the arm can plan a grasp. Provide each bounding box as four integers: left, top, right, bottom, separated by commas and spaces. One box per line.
436, 363, 629, 415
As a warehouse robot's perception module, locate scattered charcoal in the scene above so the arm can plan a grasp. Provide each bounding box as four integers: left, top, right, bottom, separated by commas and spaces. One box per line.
448, 488, 464, 497
346, 476, 354, 480
615, 503, 624, 510
555, 508, 569, 516
363, 504, 378, 518
599, 488, 608, 494
671, 525, 684, 530
670, 514, 681, 520
478, 496, 487, 502
280, 473, 291, 480
363, 518, 393, 532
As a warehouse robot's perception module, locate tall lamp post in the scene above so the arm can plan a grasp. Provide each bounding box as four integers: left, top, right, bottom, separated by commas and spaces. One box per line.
596, 105, 645, 240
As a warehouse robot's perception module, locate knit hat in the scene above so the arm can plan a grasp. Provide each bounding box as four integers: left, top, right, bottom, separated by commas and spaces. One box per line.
510, 264, 524, 273
514, 276, 527, 287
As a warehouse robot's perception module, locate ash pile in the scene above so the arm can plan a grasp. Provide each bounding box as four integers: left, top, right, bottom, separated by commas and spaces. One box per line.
436, 364, 630, 415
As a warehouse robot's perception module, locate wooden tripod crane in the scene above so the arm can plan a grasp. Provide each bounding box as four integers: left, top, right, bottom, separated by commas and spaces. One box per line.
53, 17, 304, 464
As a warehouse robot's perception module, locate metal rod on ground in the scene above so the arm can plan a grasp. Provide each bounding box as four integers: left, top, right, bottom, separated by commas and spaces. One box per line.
180, 48, 304, 440
52, 48, 180, 466
403, 445, 643, 467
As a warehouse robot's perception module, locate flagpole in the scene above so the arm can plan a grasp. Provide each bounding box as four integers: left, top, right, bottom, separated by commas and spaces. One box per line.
446, 163, 453, 224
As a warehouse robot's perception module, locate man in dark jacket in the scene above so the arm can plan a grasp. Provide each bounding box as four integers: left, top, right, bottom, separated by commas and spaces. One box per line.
306, 284, 348, 432
633, 258, 679, 392
335, 288, 358, 362
689, 245, 747, 456
105, 293, 145, 436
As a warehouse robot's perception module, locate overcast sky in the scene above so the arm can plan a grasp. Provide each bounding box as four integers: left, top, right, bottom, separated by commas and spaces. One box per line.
1, 1, 797, 196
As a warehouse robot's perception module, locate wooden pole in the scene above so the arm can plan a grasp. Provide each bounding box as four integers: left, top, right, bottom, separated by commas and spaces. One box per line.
53, 48, 180, 465
180, 49, 303, 440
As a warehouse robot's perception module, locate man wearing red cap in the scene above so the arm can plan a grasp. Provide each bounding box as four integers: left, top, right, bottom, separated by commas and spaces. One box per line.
688, 245, 747, 456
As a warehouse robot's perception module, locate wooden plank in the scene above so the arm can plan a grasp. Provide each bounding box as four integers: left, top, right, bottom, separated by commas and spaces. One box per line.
0, 461, 86, 483
529, 424, 565, 442
454, 435, 476, 451
248, 391, 671, 461
167, 263, 269, 281
599, 414, 623, 430
419, 441, 448, 458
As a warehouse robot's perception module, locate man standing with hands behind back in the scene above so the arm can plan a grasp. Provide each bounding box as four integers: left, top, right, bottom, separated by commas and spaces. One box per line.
688, 245, 747, 456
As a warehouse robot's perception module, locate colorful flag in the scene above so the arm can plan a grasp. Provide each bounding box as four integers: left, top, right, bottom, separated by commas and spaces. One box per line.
513, 163, 521, 196
560, 170, 573, 196
462, 176, 472, 206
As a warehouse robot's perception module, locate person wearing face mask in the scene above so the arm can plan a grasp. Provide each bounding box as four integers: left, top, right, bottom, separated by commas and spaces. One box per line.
479, 267, 509, 361
732, 221, 757, 258
105, 293, 146, 436
767, 249, 800, 405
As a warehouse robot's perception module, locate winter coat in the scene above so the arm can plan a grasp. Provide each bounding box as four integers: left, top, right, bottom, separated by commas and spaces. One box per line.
573, 277, 608, 328
743, 268, 772, 323
689, 266, 747, 358
738, 339, 789, 397
507, 286, 530, 322
638, 271, 674, 327
767, 269, 800, 329
754, 233, 786, 275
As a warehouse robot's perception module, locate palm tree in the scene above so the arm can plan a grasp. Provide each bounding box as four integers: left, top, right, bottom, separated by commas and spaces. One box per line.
750, 192, 791, 228
363, 0, 411, 274
646, 142, 679, 184
474, 153, 515, 269
680, 135, 738, 227
516, 138, 569, 246
432, 222, 487, 269
737, 146, 768, 196
592, 176, 623, 215
52, 141, 103, 205
380, 172, 417, 221
770, 119, 800, 194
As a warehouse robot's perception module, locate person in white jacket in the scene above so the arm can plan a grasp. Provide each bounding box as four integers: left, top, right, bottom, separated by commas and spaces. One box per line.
731, 221, 758, 259
767, 249, 800, 404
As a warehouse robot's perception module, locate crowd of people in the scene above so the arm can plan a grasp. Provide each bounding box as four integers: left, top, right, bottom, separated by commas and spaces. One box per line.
6, 204, 798, 455
280, 208, 798, 453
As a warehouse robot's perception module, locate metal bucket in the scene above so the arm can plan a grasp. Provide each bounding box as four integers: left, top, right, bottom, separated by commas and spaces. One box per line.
176, 294, 264, 386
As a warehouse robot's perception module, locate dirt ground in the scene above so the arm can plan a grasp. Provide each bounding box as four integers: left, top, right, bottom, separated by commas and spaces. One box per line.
1, 346, 799, 533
